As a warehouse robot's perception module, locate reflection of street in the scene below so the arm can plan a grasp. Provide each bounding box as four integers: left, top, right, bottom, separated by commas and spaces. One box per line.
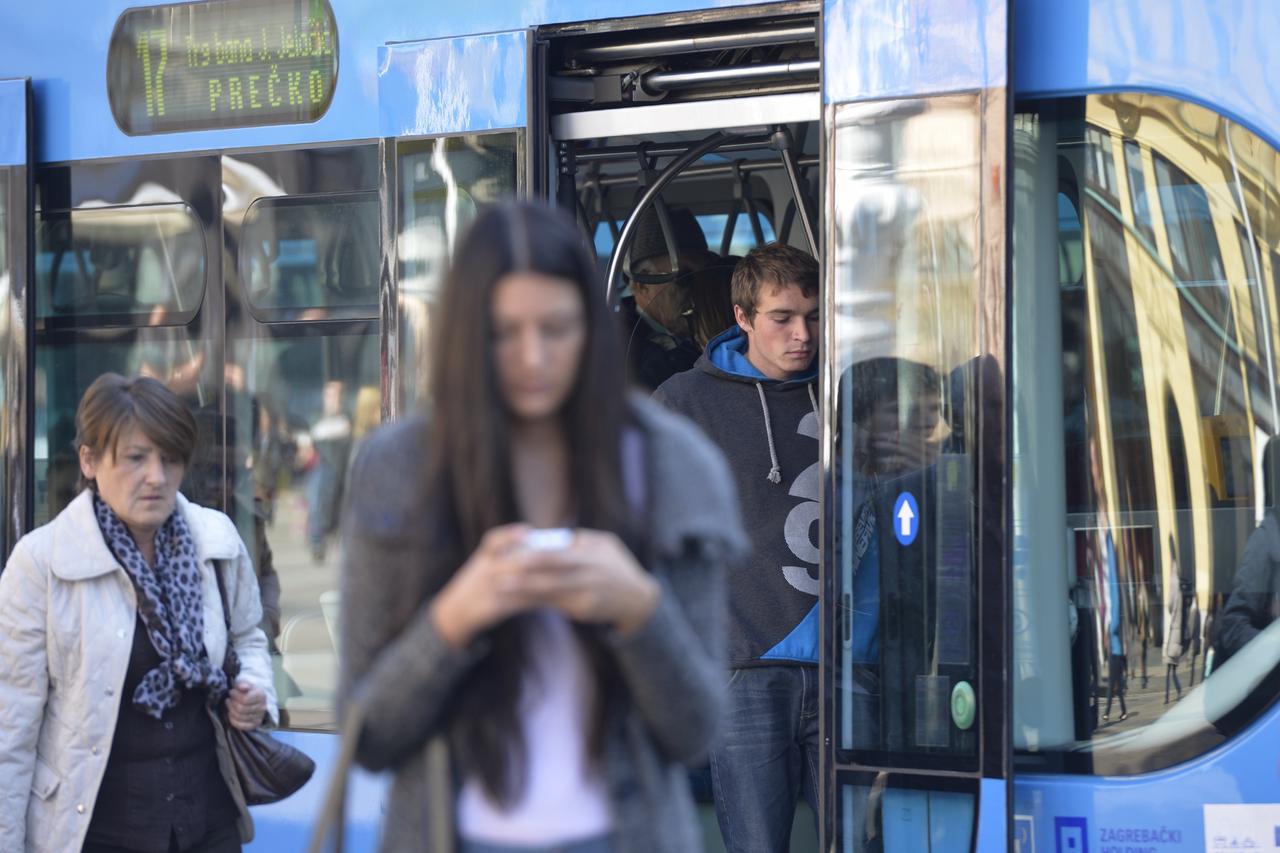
269, 483, 340, 730
1093, 644, 1202, 735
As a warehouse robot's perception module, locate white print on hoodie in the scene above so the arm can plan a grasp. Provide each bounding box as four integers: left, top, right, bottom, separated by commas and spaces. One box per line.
783, 409, 821, 596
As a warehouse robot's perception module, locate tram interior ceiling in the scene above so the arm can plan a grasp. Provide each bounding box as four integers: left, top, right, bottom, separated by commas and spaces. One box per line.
535, 6, 822, 412
544, 8, 818, 110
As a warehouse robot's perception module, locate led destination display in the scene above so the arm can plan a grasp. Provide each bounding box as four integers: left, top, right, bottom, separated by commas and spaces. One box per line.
107, 0, 339, 135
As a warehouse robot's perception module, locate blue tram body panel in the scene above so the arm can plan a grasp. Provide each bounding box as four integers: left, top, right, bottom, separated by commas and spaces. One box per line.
0, 0, 759, 164
0, 79, 26, 166
823, 0, 1006, 104
1016, 0, 1280, 152
244, 730, 386, 852
1014, 705, 1280, 852
378, 31, 528, 138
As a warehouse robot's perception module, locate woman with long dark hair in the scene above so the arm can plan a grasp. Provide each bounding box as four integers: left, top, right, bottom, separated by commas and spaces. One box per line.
338, 202, 745, 853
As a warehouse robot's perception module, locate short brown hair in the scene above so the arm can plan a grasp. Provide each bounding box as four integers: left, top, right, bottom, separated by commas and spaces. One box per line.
75, 373, 198, 472
731, 242, 819, 319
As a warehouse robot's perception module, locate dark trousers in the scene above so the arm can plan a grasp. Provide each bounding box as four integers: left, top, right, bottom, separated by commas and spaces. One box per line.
83, 821, 240, 853
1104, 653, 1127, 718
1165, 662, 1183, 703
710, 666, 820, 853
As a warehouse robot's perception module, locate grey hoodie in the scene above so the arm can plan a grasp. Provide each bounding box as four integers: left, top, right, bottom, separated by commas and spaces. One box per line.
653, 325, 820, 667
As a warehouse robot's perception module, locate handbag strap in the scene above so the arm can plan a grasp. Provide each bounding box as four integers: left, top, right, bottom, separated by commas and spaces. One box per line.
306, 696, 365, 853
212, 560, 241, 682
426, 734, 455, 853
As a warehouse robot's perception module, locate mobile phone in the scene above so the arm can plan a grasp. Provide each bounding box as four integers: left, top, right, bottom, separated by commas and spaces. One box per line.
524, 528, 573, 551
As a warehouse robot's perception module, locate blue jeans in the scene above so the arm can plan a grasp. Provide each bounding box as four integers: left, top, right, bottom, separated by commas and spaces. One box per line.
710, 666, 820, 853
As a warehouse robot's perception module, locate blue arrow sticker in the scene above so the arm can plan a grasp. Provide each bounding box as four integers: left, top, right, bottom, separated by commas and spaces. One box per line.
893, 492, 919, 546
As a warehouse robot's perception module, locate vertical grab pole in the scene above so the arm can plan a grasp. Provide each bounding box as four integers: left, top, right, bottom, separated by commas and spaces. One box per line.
773, 126, 818, 255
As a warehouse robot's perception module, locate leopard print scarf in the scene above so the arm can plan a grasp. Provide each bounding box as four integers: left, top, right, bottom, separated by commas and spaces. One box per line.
93, 494, 231, 719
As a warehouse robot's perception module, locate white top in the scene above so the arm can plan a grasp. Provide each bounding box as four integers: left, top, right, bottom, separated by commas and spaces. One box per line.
456, 609, 614, 845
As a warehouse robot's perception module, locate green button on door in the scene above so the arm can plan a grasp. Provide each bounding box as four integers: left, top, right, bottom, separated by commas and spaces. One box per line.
951, 680, 976, 730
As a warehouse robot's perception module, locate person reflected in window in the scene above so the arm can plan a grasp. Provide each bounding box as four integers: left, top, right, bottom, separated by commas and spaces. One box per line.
1163, 536, 1192, 704
832, 356, 945, 849
1187, 589, 1203, 686
841, 354, 945, 689
1217, 436, 1280, 663
304, 380, 352, 564
249, 395, 294, 526
1083, 419, 1130, 724
1101, 530, 1128, 723
620, 205, 713, 390
338, 202, 746, 853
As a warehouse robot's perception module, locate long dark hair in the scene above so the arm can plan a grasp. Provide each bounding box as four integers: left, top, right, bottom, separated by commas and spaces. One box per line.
424, 201, 633, 806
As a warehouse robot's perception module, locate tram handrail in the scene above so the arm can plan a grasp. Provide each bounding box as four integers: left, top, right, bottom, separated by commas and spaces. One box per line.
570, 23, 815, 63
604, 129, 738, 305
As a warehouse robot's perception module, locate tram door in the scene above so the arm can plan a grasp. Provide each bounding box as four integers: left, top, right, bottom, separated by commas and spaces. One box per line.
820, 2, 1011, 851
0, 78, 30, 559
376, 31, 528, 417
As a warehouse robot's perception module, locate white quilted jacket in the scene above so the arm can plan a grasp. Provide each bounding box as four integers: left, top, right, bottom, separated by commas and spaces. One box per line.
0, 489, 278, 852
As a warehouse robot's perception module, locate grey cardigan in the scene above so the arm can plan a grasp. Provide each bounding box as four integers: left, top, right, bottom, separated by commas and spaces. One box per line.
338, 397, 746, 853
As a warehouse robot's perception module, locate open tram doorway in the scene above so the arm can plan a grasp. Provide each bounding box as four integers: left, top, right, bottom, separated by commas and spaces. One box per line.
540, 7, 822, 851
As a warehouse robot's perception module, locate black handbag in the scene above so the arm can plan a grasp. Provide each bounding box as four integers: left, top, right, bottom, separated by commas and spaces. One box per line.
214, 562, 316, 805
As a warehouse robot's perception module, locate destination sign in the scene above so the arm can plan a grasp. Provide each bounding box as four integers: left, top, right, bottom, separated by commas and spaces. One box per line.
107, 0, 339, 135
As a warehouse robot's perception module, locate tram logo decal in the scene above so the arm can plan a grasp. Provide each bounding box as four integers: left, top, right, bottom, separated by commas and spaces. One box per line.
1055, 817, 1089, 853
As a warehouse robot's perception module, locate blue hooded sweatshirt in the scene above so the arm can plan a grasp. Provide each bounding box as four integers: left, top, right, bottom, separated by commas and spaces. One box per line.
653, 326, 820, 666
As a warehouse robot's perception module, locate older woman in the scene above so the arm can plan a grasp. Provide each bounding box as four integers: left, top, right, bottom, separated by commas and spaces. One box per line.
0, 373, 278, 853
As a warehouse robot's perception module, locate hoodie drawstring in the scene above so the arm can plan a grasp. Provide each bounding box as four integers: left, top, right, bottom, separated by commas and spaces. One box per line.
756, 383, 783, 484
757, 381, 820, 485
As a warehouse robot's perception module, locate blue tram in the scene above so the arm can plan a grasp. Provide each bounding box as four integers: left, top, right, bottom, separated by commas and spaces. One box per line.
0, 0, 1278, 850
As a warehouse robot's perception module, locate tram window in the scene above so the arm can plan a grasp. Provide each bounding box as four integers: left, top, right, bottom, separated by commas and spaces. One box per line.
240, 192, 378, 319
35, 203, 205, 325
224, 328, 379, 731
396, 132, 519, 411
1013, 93, 1280, 775
830, 94, 993, 774
590, 206, 776, 263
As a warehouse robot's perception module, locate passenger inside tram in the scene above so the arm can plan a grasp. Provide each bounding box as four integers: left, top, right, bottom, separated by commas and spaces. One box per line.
619, 204, 709, 390
685, 257, 739, 350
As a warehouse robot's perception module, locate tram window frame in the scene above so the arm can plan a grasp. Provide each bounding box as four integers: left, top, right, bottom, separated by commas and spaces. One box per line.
1013, 93, 1280, 776
34, 202, 207, 329
394, 130, 522, 413
238, 190, 380, 322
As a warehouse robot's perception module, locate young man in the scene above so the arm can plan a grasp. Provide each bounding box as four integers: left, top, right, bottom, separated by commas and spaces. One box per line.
653, 242, 821, 852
